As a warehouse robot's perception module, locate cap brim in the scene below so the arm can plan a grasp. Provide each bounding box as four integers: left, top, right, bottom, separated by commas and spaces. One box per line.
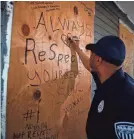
85, 44, 96, 52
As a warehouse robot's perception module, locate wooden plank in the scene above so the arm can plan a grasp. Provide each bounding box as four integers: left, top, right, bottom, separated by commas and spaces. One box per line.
6, 2, 95, 139
119, 23, 134, 77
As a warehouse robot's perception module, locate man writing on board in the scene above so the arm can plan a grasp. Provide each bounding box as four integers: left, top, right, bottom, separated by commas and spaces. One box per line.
68, 36, 134, 139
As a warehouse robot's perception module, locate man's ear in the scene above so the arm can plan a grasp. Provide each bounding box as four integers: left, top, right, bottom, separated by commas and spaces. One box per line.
96, 56, 103, 66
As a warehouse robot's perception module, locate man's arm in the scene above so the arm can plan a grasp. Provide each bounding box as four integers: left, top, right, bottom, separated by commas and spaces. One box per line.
68, 38, 91, 71
76, 48, 91, 71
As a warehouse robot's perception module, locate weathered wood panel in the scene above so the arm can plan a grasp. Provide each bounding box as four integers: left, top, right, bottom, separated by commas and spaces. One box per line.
6, 2, 95, 139
119, 23, 134, 78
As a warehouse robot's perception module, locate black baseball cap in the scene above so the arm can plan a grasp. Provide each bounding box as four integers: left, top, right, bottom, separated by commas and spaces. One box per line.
86, 35, 126, 66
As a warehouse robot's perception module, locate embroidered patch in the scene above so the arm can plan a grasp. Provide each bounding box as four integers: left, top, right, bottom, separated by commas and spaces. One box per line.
98, 100, 104, 113
114, 122, 134, 139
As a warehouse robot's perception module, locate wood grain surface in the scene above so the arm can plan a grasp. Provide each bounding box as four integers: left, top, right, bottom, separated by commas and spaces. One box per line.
119, 23, 134, 78
6, 2, 95, 139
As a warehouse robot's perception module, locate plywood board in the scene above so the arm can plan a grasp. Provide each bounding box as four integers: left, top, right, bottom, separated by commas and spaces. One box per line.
119, 23, 134, 77
6, 2, 95, 139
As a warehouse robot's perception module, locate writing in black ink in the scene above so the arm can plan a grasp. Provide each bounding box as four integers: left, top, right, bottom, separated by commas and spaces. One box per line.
27, 70, 41, 86
12, 132, 25, 139
25, 38, 37, 64
23, 109, 36, 121
63, 97, 83, 113
36, 12, 47, 32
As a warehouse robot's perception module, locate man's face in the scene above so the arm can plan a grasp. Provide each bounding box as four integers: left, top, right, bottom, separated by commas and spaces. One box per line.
90, 52, 101, 72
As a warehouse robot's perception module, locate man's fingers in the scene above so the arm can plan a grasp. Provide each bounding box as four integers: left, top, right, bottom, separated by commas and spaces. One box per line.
66, 37, 74, 45
66, 36, 79, 48
68, 37, 73, 42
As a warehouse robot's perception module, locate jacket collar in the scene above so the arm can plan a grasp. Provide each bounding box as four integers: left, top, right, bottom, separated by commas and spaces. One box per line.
92, 68, 125, 92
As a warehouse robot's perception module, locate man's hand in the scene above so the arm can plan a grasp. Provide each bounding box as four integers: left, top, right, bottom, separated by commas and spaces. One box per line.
67, 36, 91, 71
67, 37, 80, 52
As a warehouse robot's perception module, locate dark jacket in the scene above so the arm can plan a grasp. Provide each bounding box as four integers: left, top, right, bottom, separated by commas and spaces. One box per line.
86, 68, 134, 139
